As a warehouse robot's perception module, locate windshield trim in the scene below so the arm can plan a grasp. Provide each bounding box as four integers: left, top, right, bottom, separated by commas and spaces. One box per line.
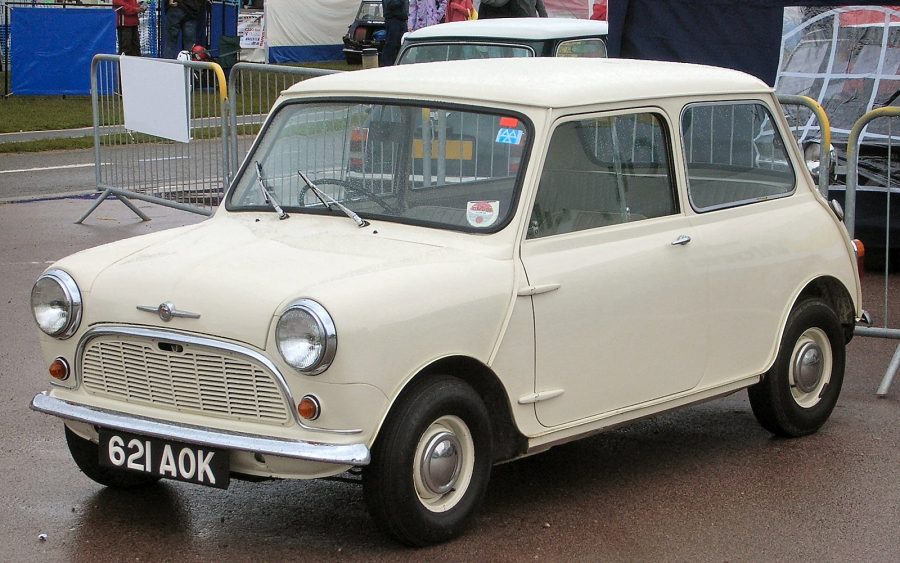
225, 96, 535, 235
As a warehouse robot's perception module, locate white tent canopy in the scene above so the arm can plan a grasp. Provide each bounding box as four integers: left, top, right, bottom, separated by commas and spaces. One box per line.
265, 0, 360, 63
252, 0, 596, 64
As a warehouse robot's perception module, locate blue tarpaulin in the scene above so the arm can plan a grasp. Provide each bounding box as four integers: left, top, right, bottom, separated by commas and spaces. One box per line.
11, 8, 116, 95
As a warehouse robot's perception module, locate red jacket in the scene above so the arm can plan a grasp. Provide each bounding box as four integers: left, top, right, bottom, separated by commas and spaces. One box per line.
446, 0, 473, 22
113, 0, 142, 28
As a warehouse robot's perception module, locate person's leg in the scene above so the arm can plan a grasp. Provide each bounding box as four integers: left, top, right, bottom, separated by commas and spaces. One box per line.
165, 7, 185, 58
126, 27, 142, 56
380, 18, 404, 66
116, 27, 127, 55
181, 15, 198, 51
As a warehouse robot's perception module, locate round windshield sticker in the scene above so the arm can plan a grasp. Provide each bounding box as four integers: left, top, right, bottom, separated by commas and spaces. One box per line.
466, 200, 500, 228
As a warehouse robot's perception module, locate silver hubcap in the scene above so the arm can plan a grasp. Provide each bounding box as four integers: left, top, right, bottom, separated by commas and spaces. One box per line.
420, 431, 461, 495
413, 415, 475, 513
793, 342, 823, 393
789, 327, 832, 408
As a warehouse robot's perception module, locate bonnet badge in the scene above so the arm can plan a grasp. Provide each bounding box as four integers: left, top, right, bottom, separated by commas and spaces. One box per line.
136, 302, 201, 322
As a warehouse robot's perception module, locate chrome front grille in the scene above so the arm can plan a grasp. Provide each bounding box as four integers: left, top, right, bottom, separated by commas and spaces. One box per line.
80, 333, 291, 425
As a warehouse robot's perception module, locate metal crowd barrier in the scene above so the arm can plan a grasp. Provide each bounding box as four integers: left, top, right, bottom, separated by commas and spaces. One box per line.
78, 54, 229, 223
844, 106, 900, 397
226, 63, 339, 183
777, 94, 832, 198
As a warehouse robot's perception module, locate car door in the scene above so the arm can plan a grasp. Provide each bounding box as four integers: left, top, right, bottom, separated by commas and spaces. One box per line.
520, 110, 708, 428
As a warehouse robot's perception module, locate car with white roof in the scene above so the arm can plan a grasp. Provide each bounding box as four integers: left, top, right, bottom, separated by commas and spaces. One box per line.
30, 58, 863, 546
396, 17, 608, 64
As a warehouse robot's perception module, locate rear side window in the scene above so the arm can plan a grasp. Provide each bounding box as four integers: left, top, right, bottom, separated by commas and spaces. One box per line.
528, 112, 677, 238
555, 39, 607, 58
681, 102, 795, 211
398, 43, 533, 64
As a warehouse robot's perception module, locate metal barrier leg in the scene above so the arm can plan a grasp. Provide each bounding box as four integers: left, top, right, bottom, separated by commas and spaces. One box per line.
75, 189, 150, 224
876, 343, 900, 397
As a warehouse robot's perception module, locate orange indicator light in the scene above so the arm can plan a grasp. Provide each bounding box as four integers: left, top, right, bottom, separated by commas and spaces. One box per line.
298, 395, 321, 421
49, 358, 70, 381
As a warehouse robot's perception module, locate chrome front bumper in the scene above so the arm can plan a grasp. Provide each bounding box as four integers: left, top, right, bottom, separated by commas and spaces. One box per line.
30, 392, 370, 466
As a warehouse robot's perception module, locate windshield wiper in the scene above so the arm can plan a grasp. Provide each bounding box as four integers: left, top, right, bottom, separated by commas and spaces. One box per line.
254, 161, 289, 220
297, 170, 369, 228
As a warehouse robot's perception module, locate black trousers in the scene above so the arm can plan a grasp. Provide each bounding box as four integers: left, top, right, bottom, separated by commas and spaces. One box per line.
117, 26, 141, 57
380, 17, 406, 66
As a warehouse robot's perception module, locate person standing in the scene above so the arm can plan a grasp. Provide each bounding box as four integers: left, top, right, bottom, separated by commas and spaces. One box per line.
381, 0, 408, 66
590, 0, 608, 20
409, 0, 447, 31
113, 0, 146, 56
165, 0, 205, 59
446, 0, 474, 22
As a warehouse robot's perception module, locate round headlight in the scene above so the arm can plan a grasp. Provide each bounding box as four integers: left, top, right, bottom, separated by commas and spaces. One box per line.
31, 269, 82, 339
276, 299, 336, 374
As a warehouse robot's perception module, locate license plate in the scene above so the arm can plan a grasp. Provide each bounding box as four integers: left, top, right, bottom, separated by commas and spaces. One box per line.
98, 430, 230, 489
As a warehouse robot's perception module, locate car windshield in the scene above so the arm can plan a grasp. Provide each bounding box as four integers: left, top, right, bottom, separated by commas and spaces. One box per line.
397, 43, 534, 64
228, 101, 530, 232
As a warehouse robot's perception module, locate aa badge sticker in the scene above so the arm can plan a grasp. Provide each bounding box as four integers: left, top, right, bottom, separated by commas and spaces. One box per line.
466, 200, 500, 228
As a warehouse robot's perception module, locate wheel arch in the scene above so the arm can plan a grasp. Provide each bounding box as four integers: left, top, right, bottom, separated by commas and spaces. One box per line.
382, 355, 528, 464
795, 275, 856, 343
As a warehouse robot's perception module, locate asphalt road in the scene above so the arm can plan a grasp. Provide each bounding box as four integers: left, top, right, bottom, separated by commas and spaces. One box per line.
0, 149, 98, 201
0, 194, 898, 562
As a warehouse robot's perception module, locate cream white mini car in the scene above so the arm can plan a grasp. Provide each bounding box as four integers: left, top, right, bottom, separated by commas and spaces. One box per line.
31, 58, 863, 546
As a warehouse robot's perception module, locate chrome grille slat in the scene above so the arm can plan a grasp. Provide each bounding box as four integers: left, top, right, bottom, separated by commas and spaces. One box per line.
80, 335, 291, 425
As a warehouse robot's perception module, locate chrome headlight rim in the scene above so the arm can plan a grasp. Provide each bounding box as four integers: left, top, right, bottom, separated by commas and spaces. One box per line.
31, 269, 82, 339
275, 298, 337, 375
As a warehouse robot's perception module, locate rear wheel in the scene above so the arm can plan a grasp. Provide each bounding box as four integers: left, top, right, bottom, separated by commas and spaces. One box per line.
65, 426, 160, 489
363, 375, 492, 546
748, 299, 846, 437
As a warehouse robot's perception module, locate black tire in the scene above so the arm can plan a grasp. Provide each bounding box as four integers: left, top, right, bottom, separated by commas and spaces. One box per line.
748, 299, 846, 437
363, 375, 492, 546
65, 426, 161, 489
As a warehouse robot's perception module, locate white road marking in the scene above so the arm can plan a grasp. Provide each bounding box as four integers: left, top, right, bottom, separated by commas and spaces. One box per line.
138, 156, 189, 163
0, 163, 100, 174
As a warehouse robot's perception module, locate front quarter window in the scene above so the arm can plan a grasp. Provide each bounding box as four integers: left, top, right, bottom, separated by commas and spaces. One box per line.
228, 101, 530, 233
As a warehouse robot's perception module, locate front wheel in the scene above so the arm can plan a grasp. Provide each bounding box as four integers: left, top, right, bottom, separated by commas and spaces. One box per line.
748, 299, 846, 437
363, 375, 492, 546
65, 426, 160, 489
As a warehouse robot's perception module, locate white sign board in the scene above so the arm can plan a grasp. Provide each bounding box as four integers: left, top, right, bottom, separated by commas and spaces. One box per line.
238, 11, 265, 49
120, 56, 191, 144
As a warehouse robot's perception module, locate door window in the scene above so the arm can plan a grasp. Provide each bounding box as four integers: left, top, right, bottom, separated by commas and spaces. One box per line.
528, 112, 677, 238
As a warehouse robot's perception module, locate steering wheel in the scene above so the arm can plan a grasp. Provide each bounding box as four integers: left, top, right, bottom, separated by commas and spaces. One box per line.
298, 178, 398, 214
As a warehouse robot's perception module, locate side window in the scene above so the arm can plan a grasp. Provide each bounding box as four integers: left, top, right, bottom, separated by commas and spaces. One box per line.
555, 39, 607, 58
528, 112, 677, 239
681, 102, 796, 211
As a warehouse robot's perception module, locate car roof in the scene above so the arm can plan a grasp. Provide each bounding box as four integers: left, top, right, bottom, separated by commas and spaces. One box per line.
284, 58, 771, 109
402, 17, 608, 41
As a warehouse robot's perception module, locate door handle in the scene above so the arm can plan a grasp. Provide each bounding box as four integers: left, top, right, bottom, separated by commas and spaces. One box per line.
671, 234, 692, 246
